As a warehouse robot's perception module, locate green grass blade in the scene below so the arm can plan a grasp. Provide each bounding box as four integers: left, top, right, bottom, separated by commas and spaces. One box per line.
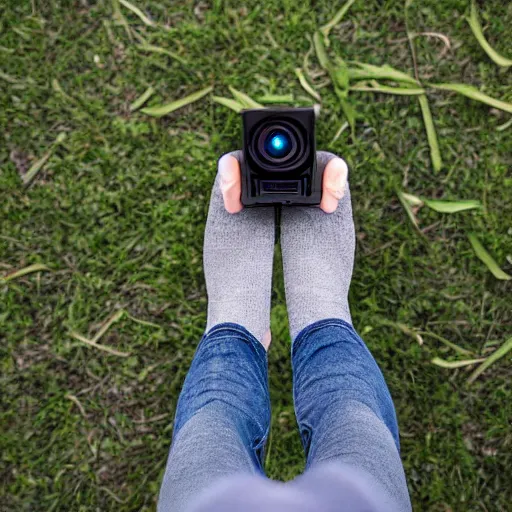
468, 0, 512, 67
313, 31, 330, 70
1, 263, 50, 283
119, 0, 154, 26
467, 337, 512, 384
332, 59, 349, 91
228, 86, 262, 109
339, 95, 356, 139
141, 86, 213, 117
129, 86, 155, 111
423, 199, 481, 213
468, 234, 511, 280
212, 96, 244, 113
418, 94, 442, 173
431, 83, 512, 114
348, 62, 419, 85
295, 68, 321, 101
432, 357, 486, 369
258, 94, 295, 104
350, 81, 425, 95
136, 44, 187, 65
320, 0, 357, 46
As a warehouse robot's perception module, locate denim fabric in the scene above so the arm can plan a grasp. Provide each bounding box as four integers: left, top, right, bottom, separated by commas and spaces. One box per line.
157, 323, 270, 512
158, 320, 411, 512
292, 319, 410, 511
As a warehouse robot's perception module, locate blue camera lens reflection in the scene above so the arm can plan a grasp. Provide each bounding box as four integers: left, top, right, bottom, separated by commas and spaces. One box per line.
264, 130, 291, 158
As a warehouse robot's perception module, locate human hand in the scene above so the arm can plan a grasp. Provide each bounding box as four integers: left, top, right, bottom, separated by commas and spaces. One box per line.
218, 151, 349, 214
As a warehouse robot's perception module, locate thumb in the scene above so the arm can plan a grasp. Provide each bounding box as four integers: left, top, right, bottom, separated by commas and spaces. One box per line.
320, 156, 349, 213
218, 152, 243, 214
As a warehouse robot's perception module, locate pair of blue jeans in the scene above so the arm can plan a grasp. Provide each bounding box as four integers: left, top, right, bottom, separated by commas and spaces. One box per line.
157, 319, 411, 512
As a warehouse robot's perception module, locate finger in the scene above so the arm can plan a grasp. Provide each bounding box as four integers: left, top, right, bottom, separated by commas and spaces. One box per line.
320, 157, 349, 213
218, 153, 243, 214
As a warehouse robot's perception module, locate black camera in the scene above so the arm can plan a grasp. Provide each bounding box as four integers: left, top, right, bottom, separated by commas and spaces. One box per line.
240, 107, 321, 207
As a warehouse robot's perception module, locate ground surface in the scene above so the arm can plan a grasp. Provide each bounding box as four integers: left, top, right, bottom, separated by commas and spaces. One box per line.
1, 0, 511, 511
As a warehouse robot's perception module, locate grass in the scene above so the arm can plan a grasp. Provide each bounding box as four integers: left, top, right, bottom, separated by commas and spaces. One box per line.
1, 0, 511, 510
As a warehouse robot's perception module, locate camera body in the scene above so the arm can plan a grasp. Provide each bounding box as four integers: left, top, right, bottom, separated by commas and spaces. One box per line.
240, 107, 321, 207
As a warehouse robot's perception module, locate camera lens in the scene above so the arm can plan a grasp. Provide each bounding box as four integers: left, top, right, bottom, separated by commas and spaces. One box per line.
249, 117, 309, 173
264, 130, 291, 158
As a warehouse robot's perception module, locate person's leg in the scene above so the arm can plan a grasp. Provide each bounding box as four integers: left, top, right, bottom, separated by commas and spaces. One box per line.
290, 320, 411, 512
280, 152, 411, 512
158, 324, 271, 512
158, 153, 275, 512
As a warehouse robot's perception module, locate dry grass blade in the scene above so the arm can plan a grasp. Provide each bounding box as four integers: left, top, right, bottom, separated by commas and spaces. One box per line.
93, 310, 125, 343
111, 0, 133, 40
423, 199, 481, 213
350, 81, 425, 95
418, 94, 442, 172
330, 121, 349, 144
124, 311, 161, 329
379, 319, 424, 345
468, 234, 511, 280
23, 151, 52, 185
320, 0, 357, 46
397, 190, 423, 236
129, 86, 155, 111
401, 192, 423, 206
431, 83, 512, 114
404, 0, 419, 80
421, 331, 474, 356
497, 118, 512, 132
137, 44, 187, 65
295, 68, 321, 102
23, 132, 67, 186
228, 86, 262, 109
0, 70, 20, 84
65, 394, 87, 417
432, 357, 486, 369
468, 0, 512, 68
141, 86, 213, 117
69, 331, 131, 357
212, 96, 244, 113
119, 0, 154, 26
416, 32, 451, 56
348, 62, 419, 85
67, 309, 160, 358
1, 263, 50, 283
313, 31, 330, 70
467, 336, 512, 384
52, 79, 76, 102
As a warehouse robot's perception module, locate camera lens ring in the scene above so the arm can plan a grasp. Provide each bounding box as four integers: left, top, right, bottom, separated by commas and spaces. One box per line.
249, 118, 309, 172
